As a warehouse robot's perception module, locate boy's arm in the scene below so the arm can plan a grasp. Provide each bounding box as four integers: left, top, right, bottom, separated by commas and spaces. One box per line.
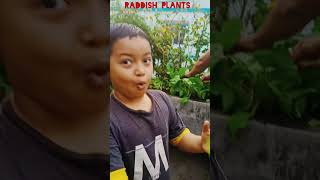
110, 129, 128, 180
111, 168, 128, 180
172, 132, 203, 153
171, 121, 210, 154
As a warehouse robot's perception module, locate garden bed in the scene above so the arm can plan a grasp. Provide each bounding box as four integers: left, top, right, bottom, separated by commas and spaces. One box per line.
212, 113, 320, 180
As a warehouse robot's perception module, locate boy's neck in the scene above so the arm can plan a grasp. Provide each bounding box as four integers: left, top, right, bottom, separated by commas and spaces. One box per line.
11, 93, 108, 155
113, 91, 152, 112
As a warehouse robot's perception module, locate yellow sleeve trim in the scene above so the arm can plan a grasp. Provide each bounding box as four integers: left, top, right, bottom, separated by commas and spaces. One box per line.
170, 128, 190, 146
110, 168, 128, 180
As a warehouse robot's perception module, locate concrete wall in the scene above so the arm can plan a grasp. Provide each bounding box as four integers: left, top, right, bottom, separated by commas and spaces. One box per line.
213, 113, 320, 180
168, 97, 320, 180
169, 96, 210, 180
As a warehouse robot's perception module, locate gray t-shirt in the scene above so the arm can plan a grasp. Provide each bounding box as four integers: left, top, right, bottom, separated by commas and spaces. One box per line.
110, 90, 187, 180
0, 97, 107, 180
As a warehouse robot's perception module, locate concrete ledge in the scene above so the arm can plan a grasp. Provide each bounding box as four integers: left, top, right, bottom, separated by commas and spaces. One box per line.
212, 113, 320, 180
170, 96, 210, 180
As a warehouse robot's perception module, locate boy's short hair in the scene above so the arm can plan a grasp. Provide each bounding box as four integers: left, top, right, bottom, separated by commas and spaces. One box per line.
110, 23, 149, 51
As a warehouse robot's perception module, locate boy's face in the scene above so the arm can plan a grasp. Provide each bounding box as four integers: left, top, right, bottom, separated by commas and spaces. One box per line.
110, 36, 153, 99
0, 1, 108, 115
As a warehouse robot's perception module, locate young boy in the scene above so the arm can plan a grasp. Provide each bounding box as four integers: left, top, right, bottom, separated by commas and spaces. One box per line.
110, 23, 210, 180
0, 1, 108, 179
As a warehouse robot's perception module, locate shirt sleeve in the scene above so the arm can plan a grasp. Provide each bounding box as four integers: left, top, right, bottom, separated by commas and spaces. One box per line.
110, 124, 128, 180
110, 168, 128, 180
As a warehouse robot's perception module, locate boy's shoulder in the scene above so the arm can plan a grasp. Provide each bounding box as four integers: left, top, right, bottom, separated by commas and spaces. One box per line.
147, 89, 170, 102
110, 90, 172, 126
147, 89, 176, 112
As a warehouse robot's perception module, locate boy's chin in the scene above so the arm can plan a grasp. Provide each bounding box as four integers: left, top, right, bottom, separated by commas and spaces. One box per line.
120, 89, 148, 100
130, 90, 147, 98
136, 86, 149, 93
60, 95, 107, 115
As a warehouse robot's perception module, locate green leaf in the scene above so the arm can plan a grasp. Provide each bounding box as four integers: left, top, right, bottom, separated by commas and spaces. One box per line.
300, 69, 320, 90
178, 68, 187, 77
182, 78, 192, 86
215, 19, 242, 52
180, 97, 189, 105
170, 75, 181, 84
293, 97, 306, 119
211, 43, 224, 68
313, 17, 320, 33
309, 119, 320, 128
227, 112, 251, 139
222, 86, 235, 112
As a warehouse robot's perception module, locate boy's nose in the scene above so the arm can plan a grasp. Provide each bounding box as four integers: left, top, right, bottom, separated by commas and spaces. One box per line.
135, 65, 146, 76
79, 2, 108, 49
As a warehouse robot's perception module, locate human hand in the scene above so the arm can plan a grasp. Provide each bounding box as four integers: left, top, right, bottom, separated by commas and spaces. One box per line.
233, 35, 259, 52
290, 37, 320, 68
201, 120, 210, 154
201, 74, 210, 83
183, 71, 191, 78
184, 50, 210, 78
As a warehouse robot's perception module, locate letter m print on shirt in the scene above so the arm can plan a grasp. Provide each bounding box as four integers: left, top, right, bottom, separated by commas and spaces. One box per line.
134, 135, 169, 180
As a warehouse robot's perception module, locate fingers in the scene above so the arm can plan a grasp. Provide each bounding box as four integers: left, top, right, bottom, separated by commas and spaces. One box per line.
201, 74, 210, 83
201, 120, 210, 154
297, 59, 320, 69
291, 40, 316, 61
232, 36, 261, 53
290, 37, 320, 69
183, 73, 190, 78
202, 120, 210, 135
291, 41, 304, 61
291, 37, 320, 62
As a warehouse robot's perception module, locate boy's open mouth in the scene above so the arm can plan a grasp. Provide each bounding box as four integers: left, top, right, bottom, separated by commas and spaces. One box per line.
86, 63, 107, 90
136, 82, 147, 90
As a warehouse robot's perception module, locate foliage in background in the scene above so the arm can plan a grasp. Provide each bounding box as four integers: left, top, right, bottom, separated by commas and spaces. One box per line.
214, 0, 277, 33
111, 9, 210, 104
212, 18, 320, 139
313, 17, 320, 34
253, 0, 269, 30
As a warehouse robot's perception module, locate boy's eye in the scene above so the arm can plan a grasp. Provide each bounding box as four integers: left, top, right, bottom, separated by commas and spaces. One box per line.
121, 59, 132, 65
144, 58, 152, 64
41, 0, 70, 9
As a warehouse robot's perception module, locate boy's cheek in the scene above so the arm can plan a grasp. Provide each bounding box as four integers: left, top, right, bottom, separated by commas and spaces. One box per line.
148, 68, 154, 79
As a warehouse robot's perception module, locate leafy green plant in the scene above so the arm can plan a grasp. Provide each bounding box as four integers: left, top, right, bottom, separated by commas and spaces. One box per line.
213, 19, 242, 52
166, 65, 209, 104
313, 17, 320, 34
213, 19, 320, 139
253, 0, 269, 31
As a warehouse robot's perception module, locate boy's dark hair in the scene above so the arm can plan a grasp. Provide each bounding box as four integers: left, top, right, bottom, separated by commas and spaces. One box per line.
110, 23, 149, 51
